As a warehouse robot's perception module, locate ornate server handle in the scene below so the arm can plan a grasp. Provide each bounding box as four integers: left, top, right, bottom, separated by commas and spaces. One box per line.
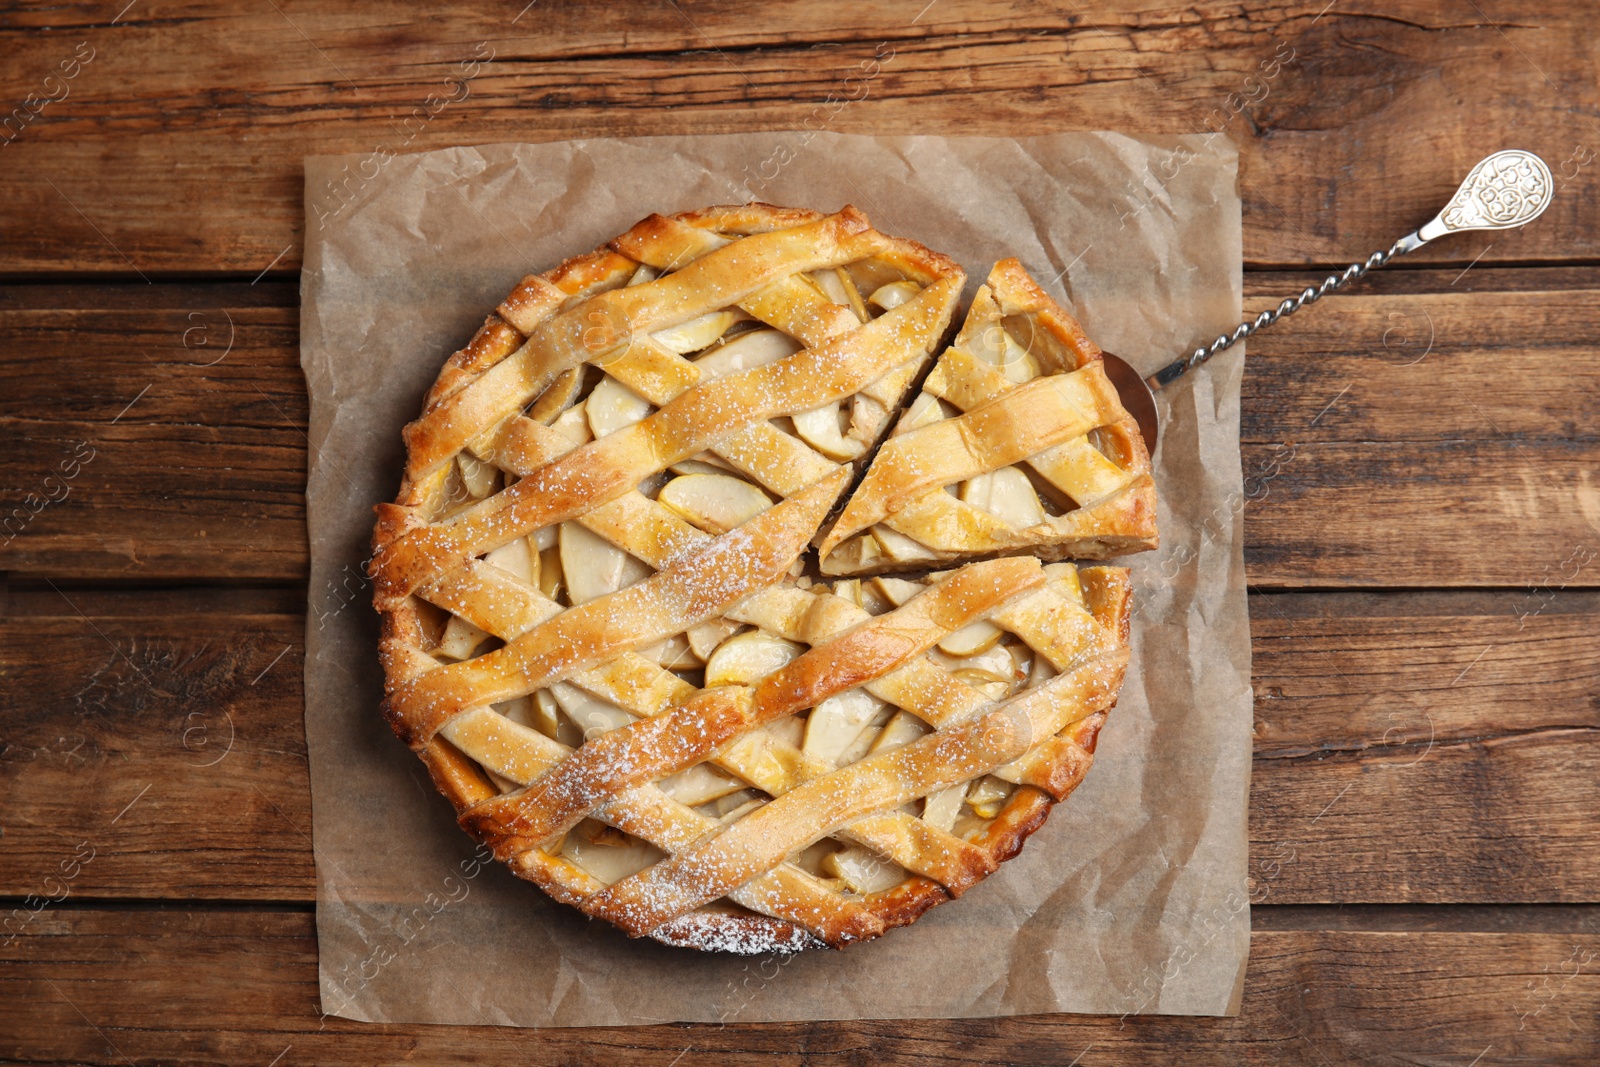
1146, 149, 1554, 390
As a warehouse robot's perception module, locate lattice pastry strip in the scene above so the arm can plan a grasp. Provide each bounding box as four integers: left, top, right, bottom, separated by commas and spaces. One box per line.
373, 265, 961, 602
372, 206, 1152, 953
413, 520, 1002, 899
437, 554, 1129, 949
818, 258, 1159, 575
426, 565, 1016, 945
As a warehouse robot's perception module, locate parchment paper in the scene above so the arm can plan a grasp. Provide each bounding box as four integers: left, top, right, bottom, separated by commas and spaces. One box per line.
300, 132, 1252, 1026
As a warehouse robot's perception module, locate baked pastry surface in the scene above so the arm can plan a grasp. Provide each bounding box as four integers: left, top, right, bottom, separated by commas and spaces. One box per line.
370, 206, 1152, 952
819, 258, 1158, 575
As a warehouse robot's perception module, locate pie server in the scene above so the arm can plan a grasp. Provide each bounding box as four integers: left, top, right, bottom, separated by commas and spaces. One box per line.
1100, 149, 1555, 454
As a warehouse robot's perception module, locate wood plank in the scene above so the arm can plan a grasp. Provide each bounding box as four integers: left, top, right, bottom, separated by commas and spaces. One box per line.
3, 908, 1596, 1065
1249, 590, 1600, 756
1251, 729, 1600, 904
1239, 281, 1600, 587
0, 2, 1595, 273
0, 597, 314, 901
1253, 902, 1600, 933
5, 271, 1596, 585
0, 283, 307, 580
2, 590, 1594, 903
1250, 590, 1600, 904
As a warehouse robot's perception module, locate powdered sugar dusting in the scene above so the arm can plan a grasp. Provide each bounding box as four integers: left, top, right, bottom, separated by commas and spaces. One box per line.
651, 911, 821, 955
380, 206, 1136, 957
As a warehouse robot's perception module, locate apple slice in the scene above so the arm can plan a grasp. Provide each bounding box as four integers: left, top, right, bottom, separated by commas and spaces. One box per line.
657, 473, 774, 535
833, 268, 870, 322
640, 633, 700, 670
820, 533, 880, 573
941, 641, 1020, 685
437, 614, 490, 661
585, 375, 652, 439
801, 689, 884, 765
522, 690, 564, 743
898, 391, 946, 431
938, 620, 1004, 657
794, 840, 837, 877
703, 630, 804, 687
812, 268, 852, 308
871, 525, 938, 563
997, 333, 1041, 383
765, 714, 804, 749
869, 575, 922, 607
456, 452, 498, 499
966, 776, 1013, 819
561, 827, 662, 885
558, 522, 651, 604
713, 794, 766, 824
704, 788, 764, 819
960, 466, 1046, 529
821, 845, 905, 894
832, 578, 887, 614
494, 696, 533, 727
650, 310, 737, 355
867, 710, 930, 755
834, 705, 894, 767
526, 367, 583, 425
667, 456, 735, 477
657, 762, 748, 806
550, 681, 633, 741
483, 536, 539, 586
968, 324, 1041, 383
687, 618, 743, 661
551, 401, 592, 447
537, 544, 564, 601
922, 784, 966, 833
868, 280, 921, 312
792, 401, 865, 460
693, 328, 802, 381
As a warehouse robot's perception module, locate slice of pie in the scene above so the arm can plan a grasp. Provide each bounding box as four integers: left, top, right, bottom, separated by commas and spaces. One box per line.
370, 206, 1152, 952
818, 258, 1159, 576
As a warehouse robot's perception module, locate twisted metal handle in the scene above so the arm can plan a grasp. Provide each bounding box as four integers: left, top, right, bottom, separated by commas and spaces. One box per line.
1147, 233, 1419, 388
1144, 150, 1552, 391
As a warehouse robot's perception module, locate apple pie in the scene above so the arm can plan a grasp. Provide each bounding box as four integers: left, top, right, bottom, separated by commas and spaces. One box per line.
370, 205, 1154, 952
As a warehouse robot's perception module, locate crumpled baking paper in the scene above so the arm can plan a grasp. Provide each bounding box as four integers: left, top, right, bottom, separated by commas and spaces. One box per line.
300, 131, 1251, 1026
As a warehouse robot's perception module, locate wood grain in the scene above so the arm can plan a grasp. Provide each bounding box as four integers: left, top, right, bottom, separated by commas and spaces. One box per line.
0, 595, 314, 901
2, 589, 1593, 903
1239, 280, 1600, 587
0, 2, 1595, 273
3, 908, 1596, 1065
2, 3, 1596, 1058
4, 271, 1596, 585
1249, 590, 1600, 756
0, 283, 306, 580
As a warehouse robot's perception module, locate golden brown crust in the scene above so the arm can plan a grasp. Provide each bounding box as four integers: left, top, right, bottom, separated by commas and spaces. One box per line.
817, 258, 1159, 577
487, 569, 1128, 956
559, 570, 1129, 954
984, 256, 1103, 370
370, 206, 1150, 953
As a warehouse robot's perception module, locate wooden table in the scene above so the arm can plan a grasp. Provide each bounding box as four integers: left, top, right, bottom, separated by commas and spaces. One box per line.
3, 3, 1597, 1063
